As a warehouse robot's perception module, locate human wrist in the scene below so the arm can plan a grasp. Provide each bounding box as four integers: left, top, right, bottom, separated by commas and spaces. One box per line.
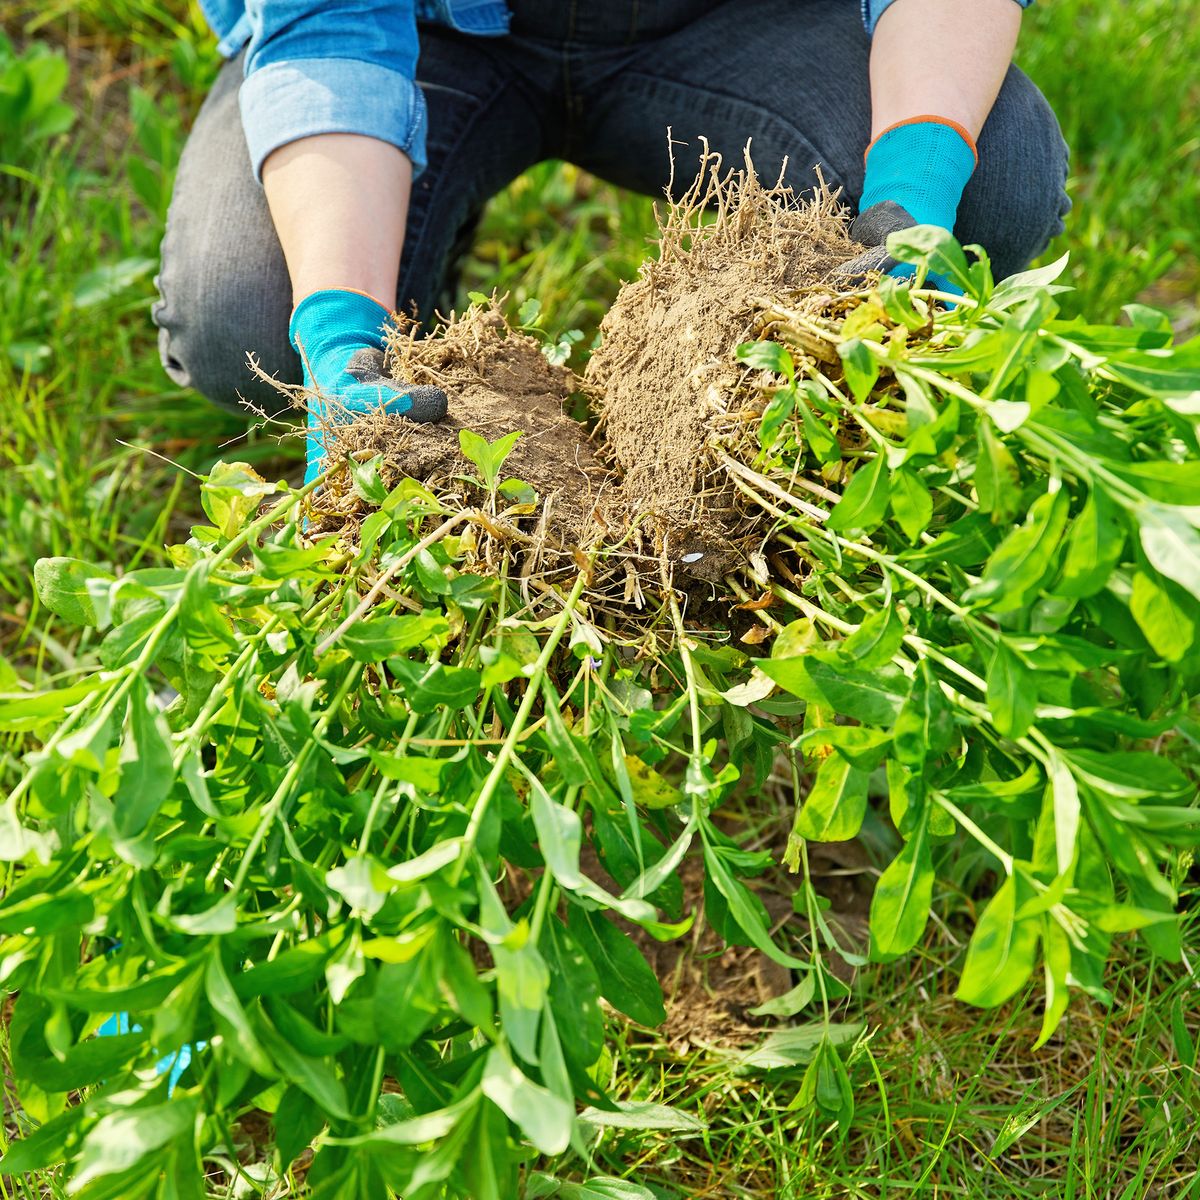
860, 117, 977, 232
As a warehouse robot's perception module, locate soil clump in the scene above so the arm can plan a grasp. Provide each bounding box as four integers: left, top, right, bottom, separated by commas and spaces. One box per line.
310, 150, 859, 610
313, 305, 612, 578
586, 149, 854, 581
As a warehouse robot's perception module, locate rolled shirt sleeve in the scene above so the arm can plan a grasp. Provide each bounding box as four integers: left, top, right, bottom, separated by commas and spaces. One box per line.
238, 1, 427, 181
862, 0, 1035, 36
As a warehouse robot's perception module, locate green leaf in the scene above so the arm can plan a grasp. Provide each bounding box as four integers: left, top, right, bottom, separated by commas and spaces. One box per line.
0, 1103, 86, 1176
179, 561, 238, 663
200, 461, 277, 539
811, 1036, 856, 1129
205, 951, 273, 1076
986, 639, 1036, 739
71, 1096, 200, 1191
274, 1086, 325, 1168
578, 1102, 706, 1133
1047, 753, 1080, 876
386, 659, 481, 713
757, 655, 910, 726
33, 558, 116, 628
838, 338, 880, 402
886, 225, 973, 293
869, 819, 933, 960
541, 919, 604, 1069
442, 932, 494, 1029
557, 1180, 659, 1200
0, 678, 107, 734
479, 872, 548, 1062
1034, 919, 1072, 1049
1101, 344, 1200, 397
1130, 570, 1195, 662
892, 662, 956, 768
254, 1010, 352, 1120
338, 614, 449, 662
799, 390, 841, 464
349, 453, 388, 504
736, 339, 795, 382
566, 906, 665, 1028
71, 256, 156, 309
793, 754, 870, 842
251, 537, 336, 579
1053, 489, 1125, 599
729, 1022, 864, 1072
1138, 504, 1200, 604
703, 840, 808, 969
974, 420, 1021, 522
799, 726, 892, 772
481, 1044, 573, 1155
955, 875, 1040, 1007
757, 384, 796, 452
112, 677, 176, 837
354, 1095, 478, 1146
889, 468, 933, 543
1064, 748, 1191, 801
529, 774, 654, 922
459, 428, 522, 490
837, 606, 905, 670
827, 452, 889, 534
964, 485, 1070, 612
0, 885, 92, 936
747, 972, 817, 1018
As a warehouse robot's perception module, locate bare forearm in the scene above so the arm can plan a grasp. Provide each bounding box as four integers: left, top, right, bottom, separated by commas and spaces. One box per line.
869, 0, 1022, 139
261, 133, 412, 307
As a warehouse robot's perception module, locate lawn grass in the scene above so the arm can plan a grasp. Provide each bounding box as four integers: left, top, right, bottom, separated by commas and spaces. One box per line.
2, 1, 1199, 1196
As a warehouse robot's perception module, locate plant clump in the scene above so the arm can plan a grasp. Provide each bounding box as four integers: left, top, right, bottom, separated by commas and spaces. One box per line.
3, 154, 1200, 1200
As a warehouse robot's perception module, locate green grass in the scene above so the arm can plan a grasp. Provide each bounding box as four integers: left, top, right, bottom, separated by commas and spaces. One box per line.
594, 963, 1200, 1199
2, 1, 1199, 1195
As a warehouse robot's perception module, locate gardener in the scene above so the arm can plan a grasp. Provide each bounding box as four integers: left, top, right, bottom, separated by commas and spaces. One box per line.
152, 0, 1069, 482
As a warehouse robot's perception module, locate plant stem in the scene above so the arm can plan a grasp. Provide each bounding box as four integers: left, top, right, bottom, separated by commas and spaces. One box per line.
315, 510, 475, 656
449, 571, 589, 884
229, 663, 362, 894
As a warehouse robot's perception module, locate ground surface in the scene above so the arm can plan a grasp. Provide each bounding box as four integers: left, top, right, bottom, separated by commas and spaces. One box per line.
2, 1, 1199, 1196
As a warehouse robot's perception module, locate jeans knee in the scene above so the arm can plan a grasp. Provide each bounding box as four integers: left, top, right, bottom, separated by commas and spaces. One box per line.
152, 266, 297, 418
960, 67, 1071, 280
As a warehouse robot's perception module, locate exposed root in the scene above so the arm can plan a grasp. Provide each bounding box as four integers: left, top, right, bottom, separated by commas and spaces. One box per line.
278, 147, 887, 637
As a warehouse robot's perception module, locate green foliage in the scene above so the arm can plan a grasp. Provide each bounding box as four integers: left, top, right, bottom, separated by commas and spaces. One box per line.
4, 231, 1197, 1193
0, 33, 74, 174
0, 457, 800, 1195
737, 230, 1200, 1027
2, 2, 1199, 1192
1018, 0, 1200, 320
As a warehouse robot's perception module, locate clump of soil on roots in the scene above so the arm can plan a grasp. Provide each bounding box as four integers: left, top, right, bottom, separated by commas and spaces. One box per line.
586, 150, 853, 581
311, 148, 857, 611
314, 305, 609, 562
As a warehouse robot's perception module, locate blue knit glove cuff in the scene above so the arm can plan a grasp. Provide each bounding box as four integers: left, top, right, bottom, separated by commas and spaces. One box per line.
859, 119, 977, 232
288, 288, 392, 393
288, 289, 448, 490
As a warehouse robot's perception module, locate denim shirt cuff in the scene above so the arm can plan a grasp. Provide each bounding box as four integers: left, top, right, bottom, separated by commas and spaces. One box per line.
864, 0, 1034, 35
238, 57, 429, 182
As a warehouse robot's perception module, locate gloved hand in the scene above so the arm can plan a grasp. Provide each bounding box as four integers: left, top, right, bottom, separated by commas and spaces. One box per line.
289, 288, 448, 488
837, 118, 978, 295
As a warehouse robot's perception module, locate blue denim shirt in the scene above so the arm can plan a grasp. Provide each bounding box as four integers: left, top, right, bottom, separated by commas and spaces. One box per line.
201, 0, 1033, 183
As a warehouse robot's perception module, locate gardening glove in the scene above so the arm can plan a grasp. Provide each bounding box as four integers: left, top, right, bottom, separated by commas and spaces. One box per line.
96, 1011, 198, 1094
289, 288, 448, 489
837, 117, 978, 295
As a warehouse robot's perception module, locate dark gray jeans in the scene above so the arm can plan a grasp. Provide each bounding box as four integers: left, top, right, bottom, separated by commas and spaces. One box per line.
153, 0, 1071, 414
